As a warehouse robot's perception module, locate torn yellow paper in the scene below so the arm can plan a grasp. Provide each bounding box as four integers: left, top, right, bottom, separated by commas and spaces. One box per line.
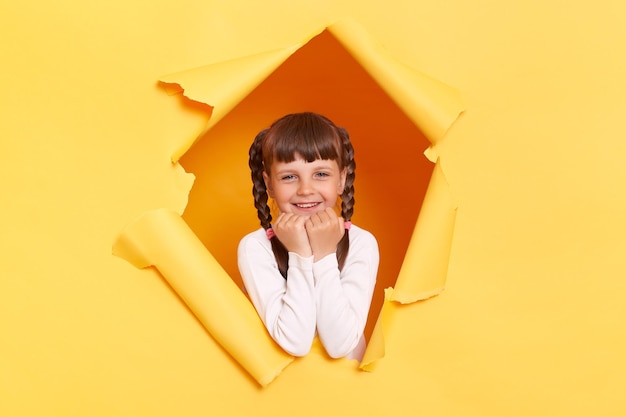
162, 18, 464, 296
160, 18, 463, 161
392, 159, 457, 303
161, 45, 303, 162
360, 287, 396, 371
120, 18, 464, 381
112, 208, 293, 386
7, 0, 626, 414
359, 161, 456, 365
328, 18, 464, 144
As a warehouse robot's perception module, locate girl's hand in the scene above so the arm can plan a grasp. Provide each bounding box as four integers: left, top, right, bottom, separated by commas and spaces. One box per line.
305, 207, 345, 262
273, 212, 312, 258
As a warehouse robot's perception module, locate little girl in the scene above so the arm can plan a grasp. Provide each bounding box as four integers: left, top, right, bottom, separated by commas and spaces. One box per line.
238, 112, 379, 360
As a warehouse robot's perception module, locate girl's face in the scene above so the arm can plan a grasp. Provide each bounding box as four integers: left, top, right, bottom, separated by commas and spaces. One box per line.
263, 154, 346, 217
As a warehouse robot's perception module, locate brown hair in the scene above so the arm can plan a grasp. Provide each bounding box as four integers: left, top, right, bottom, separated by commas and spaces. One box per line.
248, 112, 356, 278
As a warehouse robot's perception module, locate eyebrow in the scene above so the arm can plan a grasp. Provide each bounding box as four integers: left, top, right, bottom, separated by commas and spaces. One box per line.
306, 160, 336, 169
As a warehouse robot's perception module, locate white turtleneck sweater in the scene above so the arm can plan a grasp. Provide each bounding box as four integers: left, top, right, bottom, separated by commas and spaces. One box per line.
237, 224, 379, 360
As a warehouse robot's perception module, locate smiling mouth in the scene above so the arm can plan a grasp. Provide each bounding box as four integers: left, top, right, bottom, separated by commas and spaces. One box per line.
293, 202, 321, 209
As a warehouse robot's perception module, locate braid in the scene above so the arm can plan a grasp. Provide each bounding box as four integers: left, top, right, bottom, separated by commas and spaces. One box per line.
336, 127, 355, 271
249, 129, 272, 229
247, 115, 356, 277
248, 129, 289, 278
338, 127, 356, 222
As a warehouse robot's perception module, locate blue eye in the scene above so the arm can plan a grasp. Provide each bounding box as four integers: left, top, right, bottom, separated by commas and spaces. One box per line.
281, 174, 296, 181
315, 172, 330, 178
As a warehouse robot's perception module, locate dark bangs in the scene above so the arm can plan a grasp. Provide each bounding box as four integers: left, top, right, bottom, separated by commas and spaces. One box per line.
262, 112, 343, 169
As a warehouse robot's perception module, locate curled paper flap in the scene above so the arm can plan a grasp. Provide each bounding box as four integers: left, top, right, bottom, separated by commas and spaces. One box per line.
327, 18, 465, 148
112, 209, 293, 386
140, 18, 465, 379
359, 287, 395, 371
361, 161, 457, 365
162, 18, 464, 162
161, 44, 303, 162
392, 159, 457, 303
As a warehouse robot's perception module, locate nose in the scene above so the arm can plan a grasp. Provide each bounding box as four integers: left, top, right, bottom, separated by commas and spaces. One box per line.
297, 178, 314, 195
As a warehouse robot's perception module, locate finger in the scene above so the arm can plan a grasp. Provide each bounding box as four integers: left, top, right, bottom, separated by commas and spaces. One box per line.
278, 213, 302, 230
275, 213, 298, 230
316, 209, 330, 224
273, 212, 287, 227
305, 215, 322, 232
309, 211, 323, 227
285, 213, 300, 225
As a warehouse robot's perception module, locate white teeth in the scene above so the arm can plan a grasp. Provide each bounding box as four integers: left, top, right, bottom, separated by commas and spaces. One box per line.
295, 203, 318, 208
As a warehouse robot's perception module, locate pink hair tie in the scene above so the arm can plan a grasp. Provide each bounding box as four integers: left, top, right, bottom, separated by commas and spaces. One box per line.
344, 221, 352, 230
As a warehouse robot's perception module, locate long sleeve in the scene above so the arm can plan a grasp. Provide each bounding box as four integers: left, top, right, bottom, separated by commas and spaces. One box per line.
314, 225, 379, 359
238, 229, 316, 356
238, 225, 379, 360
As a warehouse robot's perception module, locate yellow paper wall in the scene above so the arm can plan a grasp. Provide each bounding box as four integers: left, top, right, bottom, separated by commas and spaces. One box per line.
2, 1, 626, 416
174, 28, 448, 343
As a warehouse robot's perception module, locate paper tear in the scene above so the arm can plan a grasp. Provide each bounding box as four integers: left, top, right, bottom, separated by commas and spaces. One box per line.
112, 209, 293, 386
328, 18, 465, 144
391, 159, 458, 304
114, 17, 464, 383
160, 44, 304, 162
171, 162, 196, 214
359, 287, 394, 371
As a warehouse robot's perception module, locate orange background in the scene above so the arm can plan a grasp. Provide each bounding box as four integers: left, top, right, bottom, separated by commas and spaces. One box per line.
2, 1, 626, 416
179, 30, 435, 337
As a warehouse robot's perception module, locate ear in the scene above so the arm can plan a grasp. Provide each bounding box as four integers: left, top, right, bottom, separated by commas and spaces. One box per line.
263, 171, 274, 198
337, 168, 347, 194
